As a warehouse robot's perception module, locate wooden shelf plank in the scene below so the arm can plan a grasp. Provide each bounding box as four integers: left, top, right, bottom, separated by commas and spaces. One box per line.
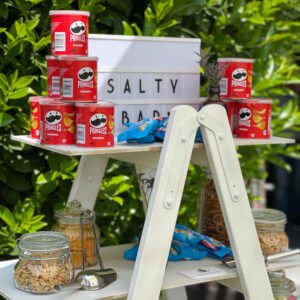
1, 244, 300, 300
10, 135, 295, 157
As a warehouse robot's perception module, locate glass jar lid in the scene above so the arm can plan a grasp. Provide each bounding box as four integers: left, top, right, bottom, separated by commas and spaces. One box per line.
252, 208, 287, 231
18, 231, 69, 252
54, 200, 95, 224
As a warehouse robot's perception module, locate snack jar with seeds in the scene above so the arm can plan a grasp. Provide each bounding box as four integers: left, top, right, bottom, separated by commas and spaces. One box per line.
252, 208, 289, 256
52, 200, 100, 269
14, 231, 73, 293
199, 171, 230, 246
269, 271, 296, 300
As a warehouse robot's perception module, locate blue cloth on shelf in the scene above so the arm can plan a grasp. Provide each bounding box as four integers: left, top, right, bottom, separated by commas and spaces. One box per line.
123, 224, 232, 262
117, 117, 203, 144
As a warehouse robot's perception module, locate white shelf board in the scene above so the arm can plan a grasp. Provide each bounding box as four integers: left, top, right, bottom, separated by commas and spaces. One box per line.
1, 244, 300, 300
11, 135, 295, 157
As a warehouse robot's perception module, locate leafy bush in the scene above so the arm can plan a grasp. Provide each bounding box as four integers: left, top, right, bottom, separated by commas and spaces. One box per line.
0, 0, 299, 258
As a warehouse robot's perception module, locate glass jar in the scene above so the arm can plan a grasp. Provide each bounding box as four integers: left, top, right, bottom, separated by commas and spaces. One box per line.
52, 200, 100, 269
252, 208, 289, 256
269, 271, 296, 300
199, 172, 229, 246
14, 231, 73, 293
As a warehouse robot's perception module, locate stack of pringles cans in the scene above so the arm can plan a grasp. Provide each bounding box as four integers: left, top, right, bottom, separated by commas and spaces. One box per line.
29, 10, 114, 147
218, 58, 272, 139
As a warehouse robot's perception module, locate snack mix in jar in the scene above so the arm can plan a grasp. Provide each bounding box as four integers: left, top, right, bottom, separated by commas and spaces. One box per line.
52, 200, 100, 269
252, 208, 289, 256
269, 271, 296, 300
14, 231, 73, 293
199, 172, 229, 246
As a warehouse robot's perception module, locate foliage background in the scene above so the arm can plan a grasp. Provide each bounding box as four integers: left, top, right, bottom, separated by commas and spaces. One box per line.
0, 0, 300, 259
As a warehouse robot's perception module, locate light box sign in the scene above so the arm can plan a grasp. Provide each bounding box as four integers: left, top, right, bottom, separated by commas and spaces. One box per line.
88, 34, 201, 135
113, 100, 203, 136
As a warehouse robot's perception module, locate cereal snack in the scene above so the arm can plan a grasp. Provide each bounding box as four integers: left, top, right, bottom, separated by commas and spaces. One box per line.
53, 200, 100, 269
252, 208, 289, 256
14, 231, 73, 293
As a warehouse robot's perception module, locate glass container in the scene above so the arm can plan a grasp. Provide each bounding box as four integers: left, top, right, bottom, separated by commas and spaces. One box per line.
14, 231, 73, 293
269, 271, 296, 300
199, 172, 229, 246
52, 200, 100, 269
252, 208, 289, 256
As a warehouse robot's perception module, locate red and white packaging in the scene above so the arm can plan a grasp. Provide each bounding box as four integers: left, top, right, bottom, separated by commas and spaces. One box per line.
46, 55, 60, 98
29, 96, 43, 139
76, 102, 114, 147
40, 100, 75, 145
218, 58, 254, 99
236, 99, 272, 139
59, 56, 98, 102
222, 99, 236, 135
50, 10, 89, 56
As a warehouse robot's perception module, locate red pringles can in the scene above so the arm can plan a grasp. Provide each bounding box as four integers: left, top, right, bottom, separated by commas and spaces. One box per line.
46, 55, 60, 98
76, 102, 114, 147
59, 56, 98, 102
49, 10, 89, 56
222, 99, 236, 135
236, 99, 272, 139
29, 96, 42, 139
40, 100, 75, 145
218, 58, 254, 99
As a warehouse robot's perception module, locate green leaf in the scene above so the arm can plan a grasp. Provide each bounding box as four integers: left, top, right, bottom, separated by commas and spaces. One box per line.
0, 205, 16, 228
37, 171, 59, 184
122, 21, 134, 35
279, 101, 294, 120
8, 87, 30, 99
0, 113, 14, 127
248, 13, 265, 25
111, 196, 124, 206
14, 76, 36, 89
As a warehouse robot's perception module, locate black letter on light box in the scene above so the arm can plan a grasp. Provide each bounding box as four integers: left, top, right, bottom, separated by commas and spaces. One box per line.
139, 79, 145, 93
122, 111, 130, 124
170, 79, 178, 93
138, 111, 144, 121
124, 79, 131, 94
107, 78, 114, 93
155, 78, 162, 93
153, 110, 160, 117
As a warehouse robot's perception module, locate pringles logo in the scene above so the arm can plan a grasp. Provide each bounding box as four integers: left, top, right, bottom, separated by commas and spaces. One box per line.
70, 21, 86, 42
238, 107, 251, 127
90, 114, 107, 134
232, 68, 247, 87
78, 67, 94, 88
45, 110, 62, 131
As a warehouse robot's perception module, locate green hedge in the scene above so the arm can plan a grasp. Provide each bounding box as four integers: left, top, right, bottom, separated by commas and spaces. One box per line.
0, 0, 300, 258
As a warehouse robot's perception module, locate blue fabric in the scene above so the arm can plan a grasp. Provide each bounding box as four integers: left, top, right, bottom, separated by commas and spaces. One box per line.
123, 224, 232, 262
117, 117, 203, 144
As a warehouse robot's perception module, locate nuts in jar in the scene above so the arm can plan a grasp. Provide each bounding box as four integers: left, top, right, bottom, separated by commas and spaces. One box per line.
52, 200, 100, 269
14, 231, 73, 293
252, 208, 289, 256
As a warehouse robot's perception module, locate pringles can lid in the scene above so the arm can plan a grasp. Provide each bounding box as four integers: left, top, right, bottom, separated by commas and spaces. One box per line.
217, 57, 255, 63
57, 56, 98, 62
49, 10, 90, 16
75, 101, 114, 108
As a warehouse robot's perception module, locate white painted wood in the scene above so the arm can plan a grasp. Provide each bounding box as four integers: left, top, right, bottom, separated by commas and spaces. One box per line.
10, 134, 295, 157
128, 106, 199, 300
198, 104, 273, 300
68, 155, 108, 209
1, 245, 300, 300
